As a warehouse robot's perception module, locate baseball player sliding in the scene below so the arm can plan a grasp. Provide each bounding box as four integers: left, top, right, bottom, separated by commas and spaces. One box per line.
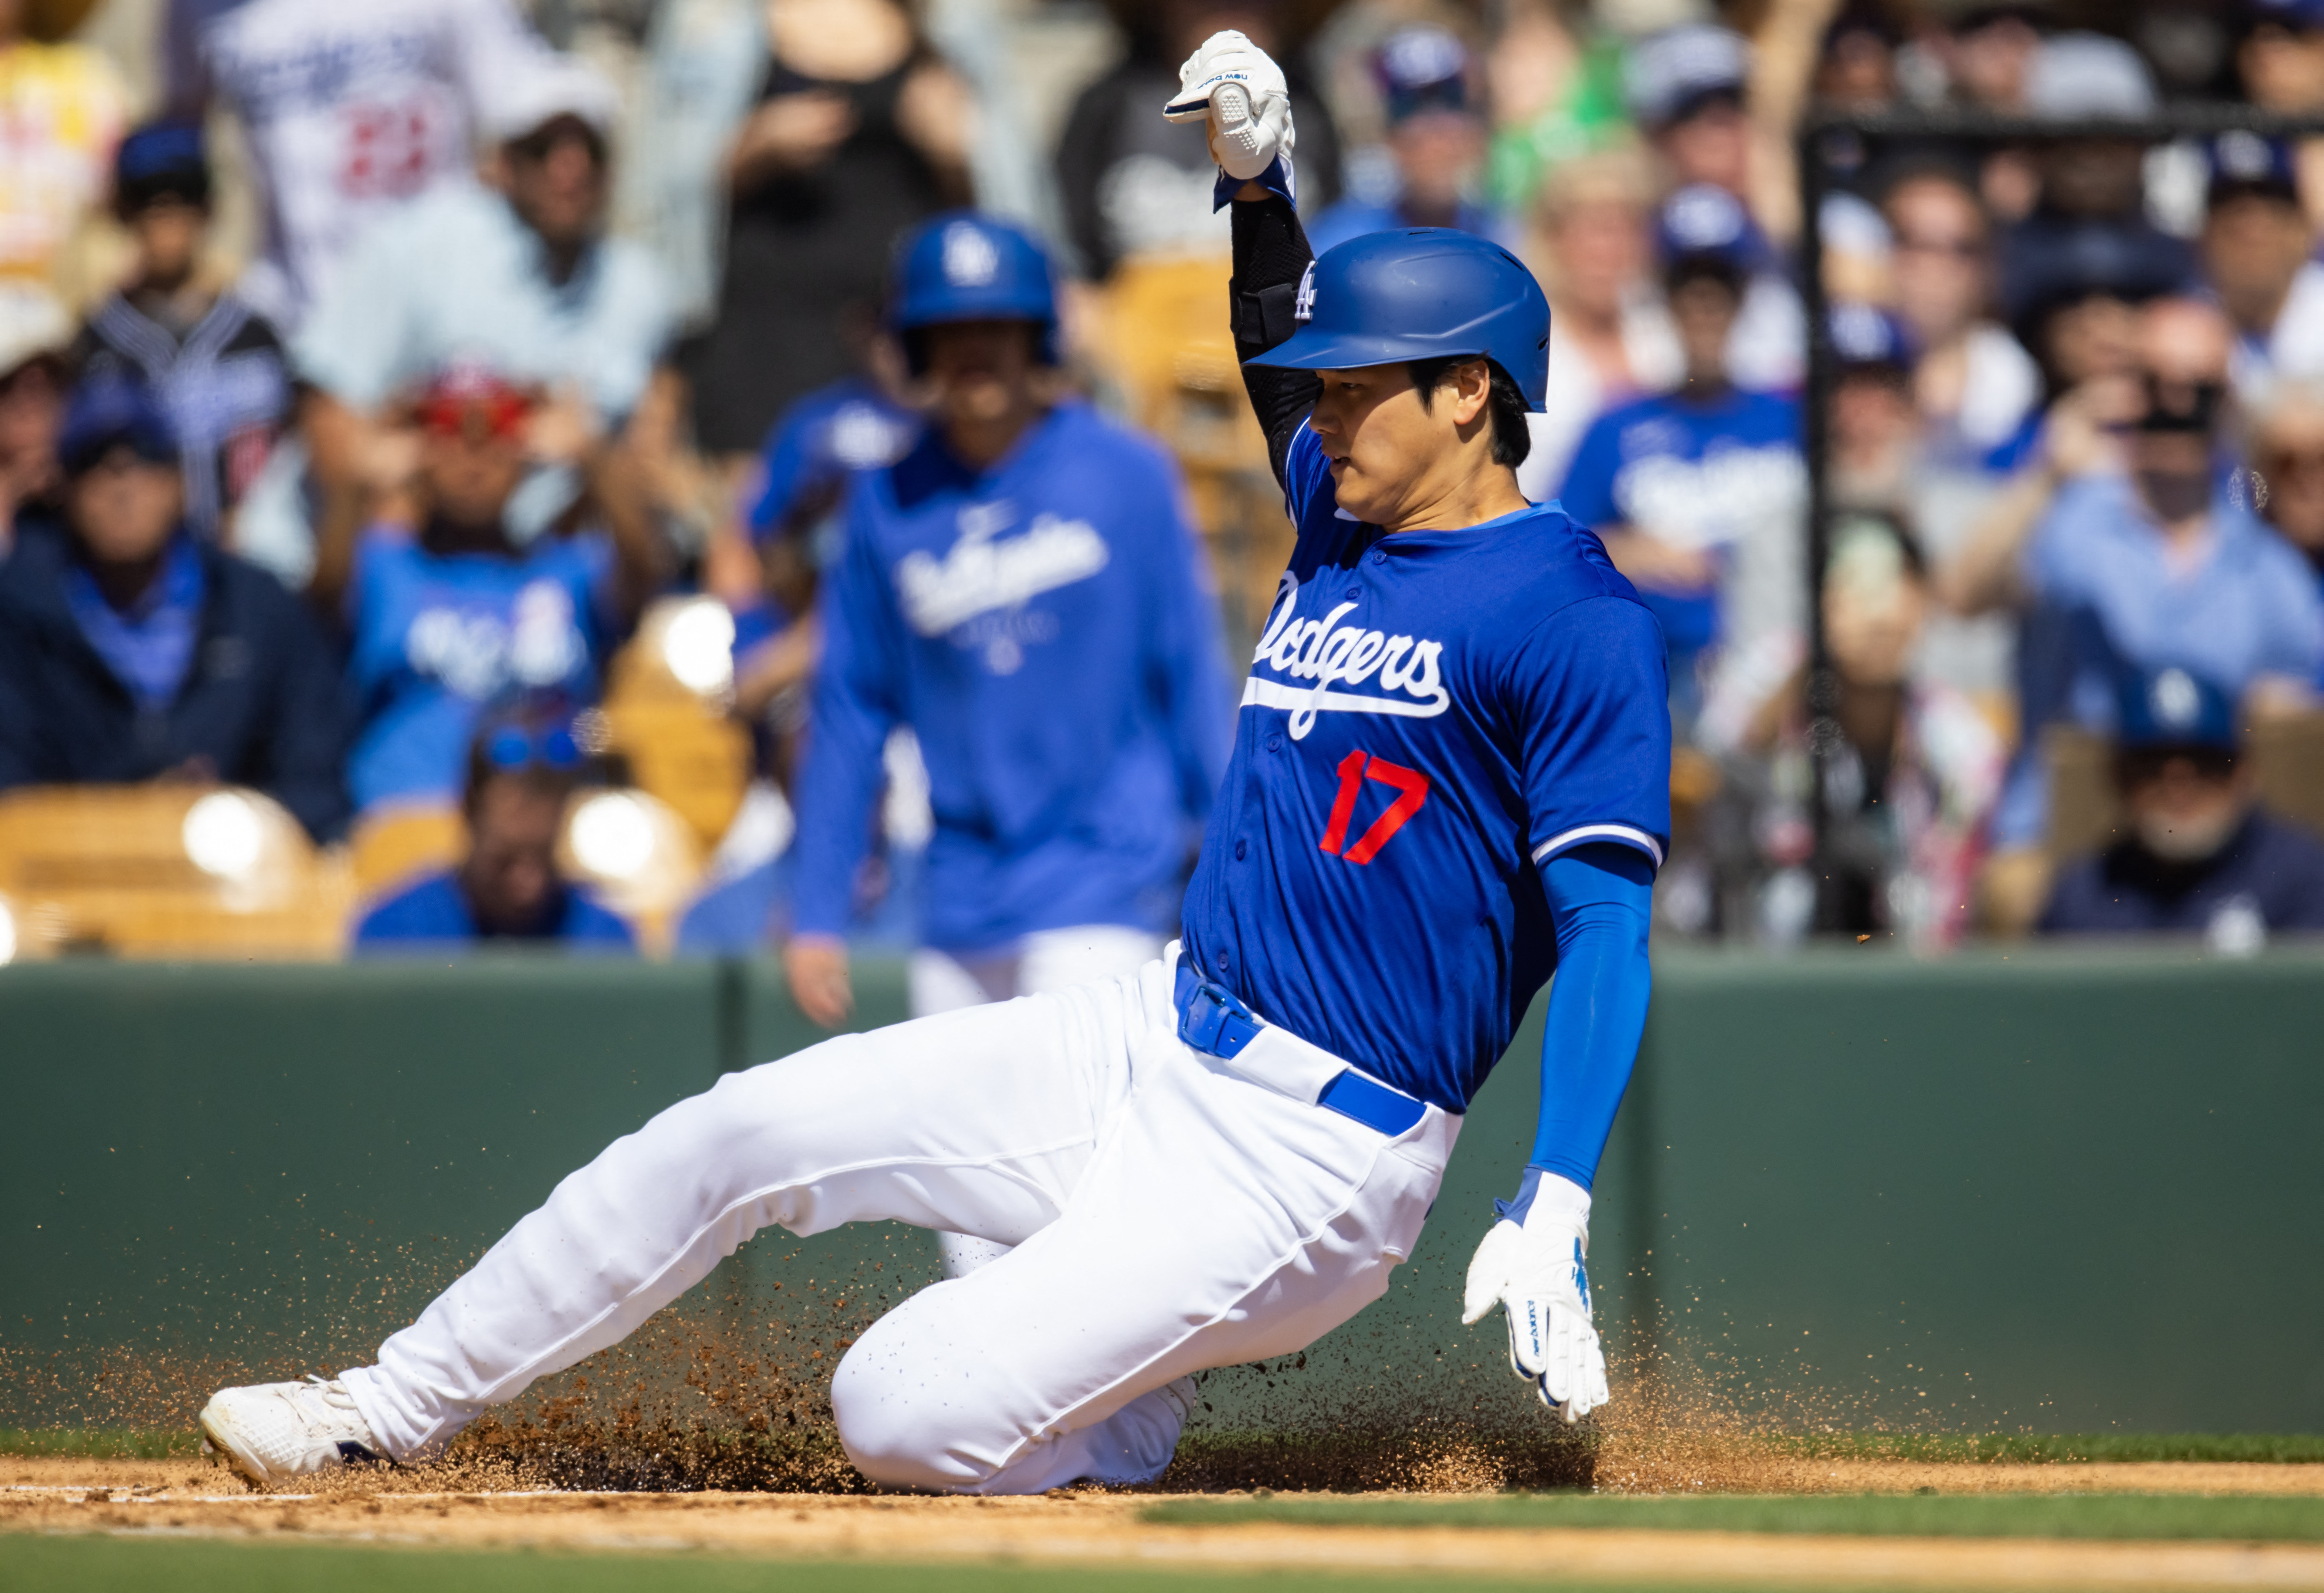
196, 32, 1670, 1494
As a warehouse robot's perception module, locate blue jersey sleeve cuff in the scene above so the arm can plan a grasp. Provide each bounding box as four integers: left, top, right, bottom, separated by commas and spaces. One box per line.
1529, 824, 1665, 871
1214, 154, 1295, 212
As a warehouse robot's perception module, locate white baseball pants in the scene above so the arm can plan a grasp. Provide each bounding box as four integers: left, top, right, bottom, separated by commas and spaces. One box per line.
338, 950, 1458, 1494
908, 924, 1165, 1277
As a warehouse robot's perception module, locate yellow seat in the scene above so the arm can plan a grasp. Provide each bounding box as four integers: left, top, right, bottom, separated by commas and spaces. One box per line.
348, 803, 466, 901
0, 784, 352, 960
559, 786, 704, 957
600, 597, 755, 851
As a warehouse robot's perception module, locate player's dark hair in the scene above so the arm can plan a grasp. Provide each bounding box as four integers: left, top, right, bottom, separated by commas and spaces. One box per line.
1407, 356, 1531, 469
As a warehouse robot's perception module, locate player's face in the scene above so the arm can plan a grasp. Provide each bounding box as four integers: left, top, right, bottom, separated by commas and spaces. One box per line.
1306, 360, 1486, 526
922, 320, 1042, 424
463, 775, 567, 932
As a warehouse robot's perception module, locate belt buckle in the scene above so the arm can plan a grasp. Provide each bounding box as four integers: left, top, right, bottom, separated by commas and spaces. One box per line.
1181, 982, 1232, 1053
1180, 977, 1261, 1061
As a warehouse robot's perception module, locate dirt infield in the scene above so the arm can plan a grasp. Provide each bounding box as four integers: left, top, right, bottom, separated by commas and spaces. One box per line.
9, 1457, 2324, 1590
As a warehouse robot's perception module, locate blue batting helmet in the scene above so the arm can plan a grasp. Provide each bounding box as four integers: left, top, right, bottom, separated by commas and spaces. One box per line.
1241, 229, 1550, 411
891, 211, 1059, 370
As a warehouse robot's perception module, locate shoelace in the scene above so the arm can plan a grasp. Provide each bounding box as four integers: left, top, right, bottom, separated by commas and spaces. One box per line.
304, 1375, 360, 1413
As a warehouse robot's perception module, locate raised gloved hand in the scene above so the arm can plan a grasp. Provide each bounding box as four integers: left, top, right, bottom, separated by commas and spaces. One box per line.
1461, 1172, 1610, 1425
1161, 29, 1295, 183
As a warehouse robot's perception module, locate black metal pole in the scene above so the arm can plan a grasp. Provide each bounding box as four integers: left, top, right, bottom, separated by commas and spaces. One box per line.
1796, 121, 1835, 920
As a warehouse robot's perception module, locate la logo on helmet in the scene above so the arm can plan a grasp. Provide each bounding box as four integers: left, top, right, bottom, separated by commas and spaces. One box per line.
1294, 261, 1316, 322
943, 223, 1000, 287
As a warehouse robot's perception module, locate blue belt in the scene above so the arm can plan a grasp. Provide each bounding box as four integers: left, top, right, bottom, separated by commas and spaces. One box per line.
1173, 965, 1428, 1138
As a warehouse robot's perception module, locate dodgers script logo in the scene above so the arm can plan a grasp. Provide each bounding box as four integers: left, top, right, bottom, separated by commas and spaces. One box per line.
1244, 571, 1449, 739
894, 502, 1111, 672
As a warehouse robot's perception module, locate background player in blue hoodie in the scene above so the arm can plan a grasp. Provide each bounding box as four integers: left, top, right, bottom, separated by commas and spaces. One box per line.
783, 211, 1233, 1272
196, 37, 1664, 1497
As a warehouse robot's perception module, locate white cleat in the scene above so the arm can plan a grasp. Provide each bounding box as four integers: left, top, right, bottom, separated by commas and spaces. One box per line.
197, 1376, 389, 1488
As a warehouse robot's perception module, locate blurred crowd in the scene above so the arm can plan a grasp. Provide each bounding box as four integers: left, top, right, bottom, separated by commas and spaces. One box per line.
5, 0, 2324, 964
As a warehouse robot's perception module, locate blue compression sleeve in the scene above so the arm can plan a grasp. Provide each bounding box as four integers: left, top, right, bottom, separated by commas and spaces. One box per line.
1521, 841, 1655, 1200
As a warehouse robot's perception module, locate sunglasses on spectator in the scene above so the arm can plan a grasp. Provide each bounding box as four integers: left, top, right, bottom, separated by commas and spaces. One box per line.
484, 724, 583, 773
417, 388, 531, 442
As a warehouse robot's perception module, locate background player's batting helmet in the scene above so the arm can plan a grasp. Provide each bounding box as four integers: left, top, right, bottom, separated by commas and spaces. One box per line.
1243, 229, 1551, 410
893, 211, 1060, 372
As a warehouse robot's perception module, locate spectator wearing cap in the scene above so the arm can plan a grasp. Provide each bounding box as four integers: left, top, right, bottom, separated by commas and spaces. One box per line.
1826, 302, 1929, 518
1627, 24, 1753, 204
1306, 26, 1512, 258
1649, 182, 1805, 397
326, 364, 667, 817
165, 0, 561, 330
0, 378, 350, 841
2040, 665, 2324, 939
2196, 131, 2324, 408
1555, 238, 1804, 735
71, 122, 292, 547
355, 697, 634, 952
1996, 34, 2199, 330
0, 295, 72, 559
1880, 165, 2041, 474
297, 58, 676, 508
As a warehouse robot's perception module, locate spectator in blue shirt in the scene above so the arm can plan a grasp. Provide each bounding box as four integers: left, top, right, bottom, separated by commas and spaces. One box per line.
356, 696, 634, 952
1556, 241, 1805, 731
1960, 299, 2324, 849
71, 122, 291, 545
2041, 665, 2324, 940
1306, 26, 1509, 258
325, 363, 668, 815
0, 376, 348, 838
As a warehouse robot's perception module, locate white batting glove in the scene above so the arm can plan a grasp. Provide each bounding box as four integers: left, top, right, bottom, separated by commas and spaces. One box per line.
1461, 1174, 1610, 1425
1162, 29, 1296, 183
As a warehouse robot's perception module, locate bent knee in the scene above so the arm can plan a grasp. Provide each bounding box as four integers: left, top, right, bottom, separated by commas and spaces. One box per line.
829, 1318, 997, 1491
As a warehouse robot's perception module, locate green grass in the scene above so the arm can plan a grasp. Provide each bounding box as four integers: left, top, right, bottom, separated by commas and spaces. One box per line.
0, 1427, 198, 1459
0, 1533, 1888, 1593
1756, 1432, 2324, 1465
1143, 1491, 2324, 1541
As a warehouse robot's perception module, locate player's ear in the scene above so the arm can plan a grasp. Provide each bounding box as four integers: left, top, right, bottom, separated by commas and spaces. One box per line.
1453, 358, 1493, 428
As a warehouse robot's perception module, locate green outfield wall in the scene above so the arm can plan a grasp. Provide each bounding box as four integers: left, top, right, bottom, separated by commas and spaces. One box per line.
3, 945, 2318, 1435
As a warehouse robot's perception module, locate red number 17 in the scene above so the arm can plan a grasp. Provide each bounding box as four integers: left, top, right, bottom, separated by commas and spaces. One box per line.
1318, 750, 1431, 865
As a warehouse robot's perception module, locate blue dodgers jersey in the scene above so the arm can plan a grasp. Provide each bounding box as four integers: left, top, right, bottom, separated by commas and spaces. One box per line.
791, 401, 1233, 952
1555, 388, 1804, 658
1181, 426, 1671, 1114
345, 528, 617, 810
